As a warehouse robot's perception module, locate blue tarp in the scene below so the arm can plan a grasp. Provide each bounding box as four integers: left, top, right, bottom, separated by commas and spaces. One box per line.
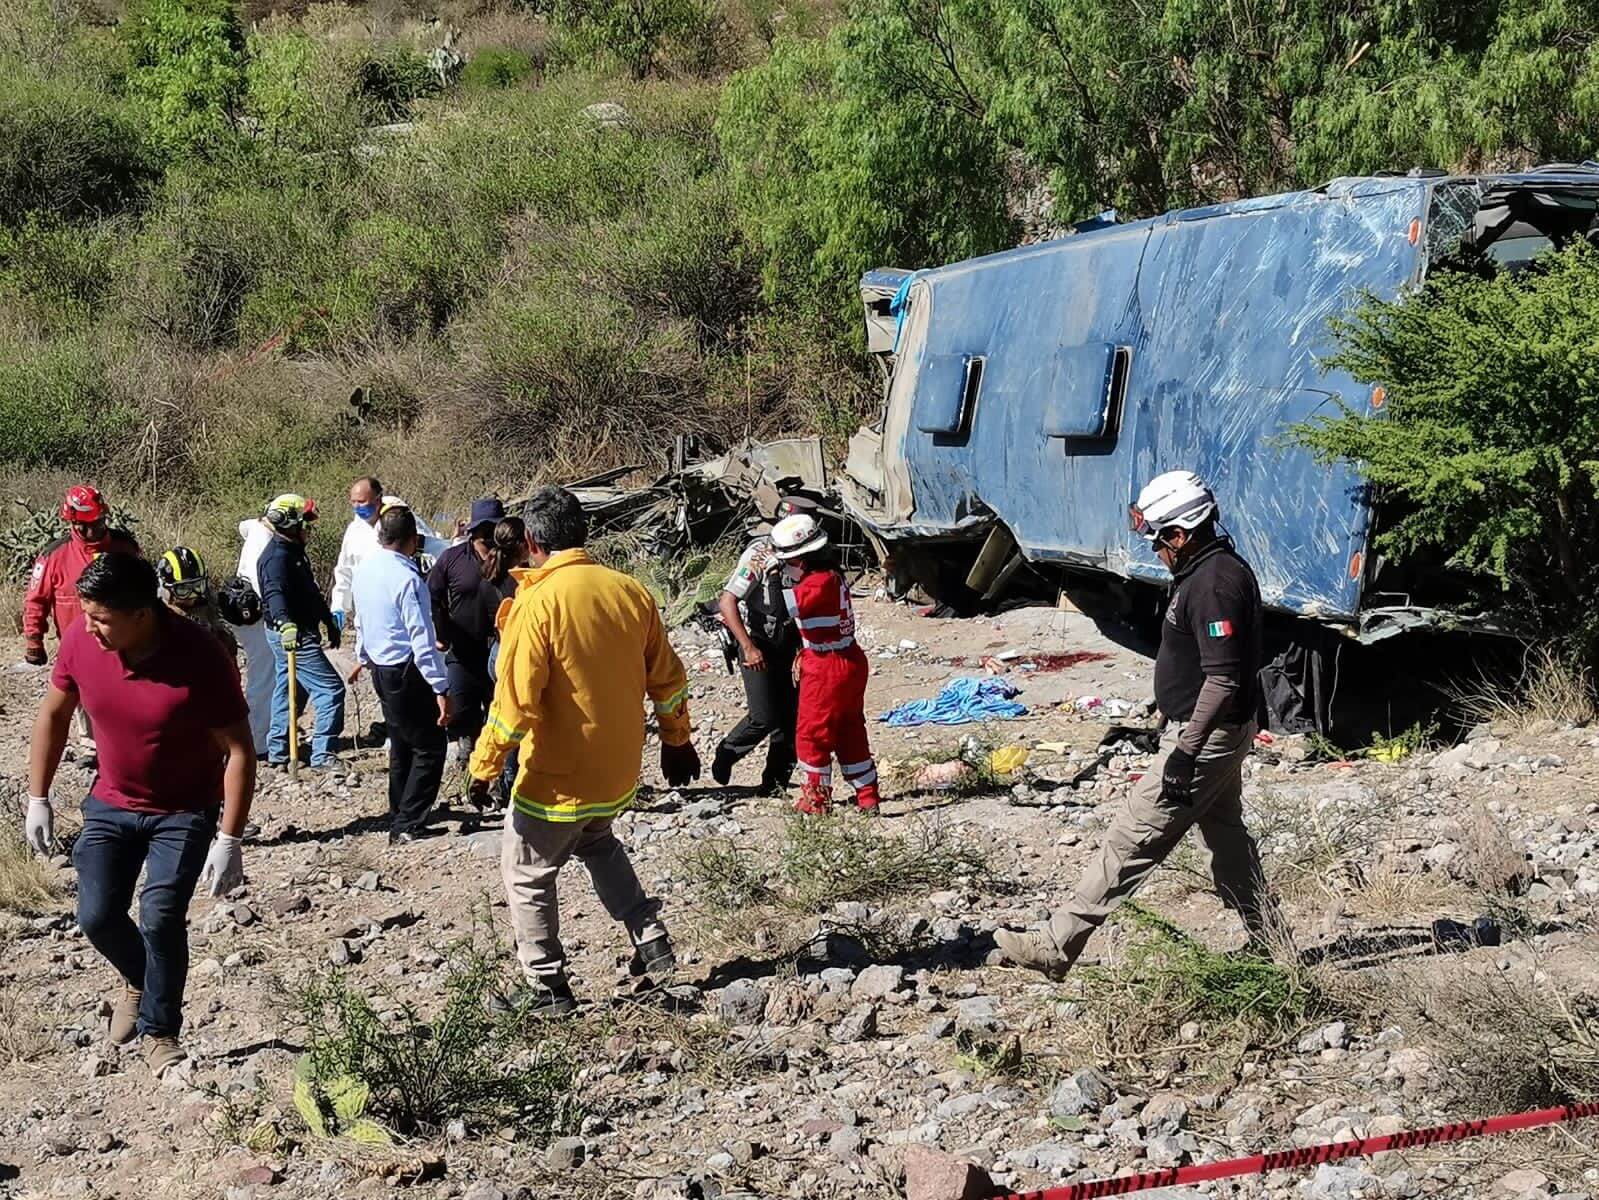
881, 677, 1027, 726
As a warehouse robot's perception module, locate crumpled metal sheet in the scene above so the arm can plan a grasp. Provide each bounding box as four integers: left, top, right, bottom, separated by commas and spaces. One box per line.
517, 436, 831, 555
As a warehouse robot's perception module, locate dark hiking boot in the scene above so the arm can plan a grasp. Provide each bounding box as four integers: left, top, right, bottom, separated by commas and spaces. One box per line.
629, 935, 677, 981
711, 748, 735, 787
486, 975, 578, 1019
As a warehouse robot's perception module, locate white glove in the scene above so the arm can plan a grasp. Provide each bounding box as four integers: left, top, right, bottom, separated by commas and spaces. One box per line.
201, 832, 244, 897
24, 796, 53, 857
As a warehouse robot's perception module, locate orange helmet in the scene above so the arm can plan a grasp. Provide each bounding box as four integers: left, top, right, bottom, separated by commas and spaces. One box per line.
61, 485, 107, 524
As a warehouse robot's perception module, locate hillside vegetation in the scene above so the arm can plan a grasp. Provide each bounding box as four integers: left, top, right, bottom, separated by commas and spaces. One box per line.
3, 0, 1598, 575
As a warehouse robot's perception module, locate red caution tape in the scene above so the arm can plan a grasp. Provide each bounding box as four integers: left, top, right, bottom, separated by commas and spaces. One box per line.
997, 1101, 1599, 1200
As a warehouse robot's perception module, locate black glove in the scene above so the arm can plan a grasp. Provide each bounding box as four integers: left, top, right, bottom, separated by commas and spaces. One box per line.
661, 741, 701, 788
324, 618, 341, 650
23, 644, 46, 666
1160, 746, 1197, 804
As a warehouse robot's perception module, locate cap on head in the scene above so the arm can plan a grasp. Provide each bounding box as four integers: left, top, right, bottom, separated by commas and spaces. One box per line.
62, 485, 106, 524
771, 513, 828, 560
469, 497, 505, 532
1129, 470, 1217, 541
265, 493, 318, 531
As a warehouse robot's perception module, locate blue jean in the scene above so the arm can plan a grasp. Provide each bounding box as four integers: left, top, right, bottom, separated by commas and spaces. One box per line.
267, 630, 346, 765
74, 795, 215, 1038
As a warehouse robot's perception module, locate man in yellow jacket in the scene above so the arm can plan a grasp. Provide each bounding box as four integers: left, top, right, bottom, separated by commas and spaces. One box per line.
469, 487, 700, 1015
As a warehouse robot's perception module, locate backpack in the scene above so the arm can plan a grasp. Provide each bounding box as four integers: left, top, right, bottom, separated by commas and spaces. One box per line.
216, 575, 263, 627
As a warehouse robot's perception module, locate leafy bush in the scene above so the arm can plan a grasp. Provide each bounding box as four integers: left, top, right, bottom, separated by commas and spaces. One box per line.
534, 0, 719, 79
1073, 904, 1326, 1058
296, 948, 582, 1139
244, 21, 366, 153
0, 329, 137, 469
460, 47, 536, 90
121, 0, 245, 157
0, 76, 156, 225
0, 217, 122, 330
356, 46, 439, 121
1290, 243, 1599, 658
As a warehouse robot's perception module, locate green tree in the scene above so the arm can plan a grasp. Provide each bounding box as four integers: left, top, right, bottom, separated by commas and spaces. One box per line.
1289, 244, 1599, 653
717, 25, 1014, 332
121, 0, 244, 157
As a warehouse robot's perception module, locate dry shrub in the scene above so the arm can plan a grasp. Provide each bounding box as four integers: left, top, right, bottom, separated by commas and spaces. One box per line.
1384, 960, 1599, 1113
1245, 783, 1394, 904
1451, 644, 1595, 732
0, 783, 58, 916
1458, 802, 1535, 898
0, 983, 56, 1063
0, 831, 60, 915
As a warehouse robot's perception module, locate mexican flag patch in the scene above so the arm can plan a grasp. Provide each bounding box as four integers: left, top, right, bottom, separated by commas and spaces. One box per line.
1206, 620, 1233, 638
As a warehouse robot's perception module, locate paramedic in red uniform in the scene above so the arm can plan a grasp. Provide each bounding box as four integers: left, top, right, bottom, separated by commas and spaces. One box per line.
771, 514, 881, 814
23, 485, 141, 665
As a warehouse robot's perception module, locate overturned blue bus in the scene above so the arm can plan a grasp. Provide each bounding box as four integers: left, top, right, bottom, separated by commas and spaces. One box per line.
840, 166, 1599, 652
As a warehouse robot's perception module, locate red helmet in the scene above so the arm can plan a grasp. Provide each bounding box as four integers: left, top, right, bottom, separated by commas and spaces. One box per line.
61, 485, 107, 524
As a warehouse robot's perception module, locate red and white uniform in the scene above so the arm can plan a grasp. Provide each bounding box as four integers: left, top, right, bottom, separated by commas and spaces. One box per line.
22, 530, 140, 658
784, 567, 877, 804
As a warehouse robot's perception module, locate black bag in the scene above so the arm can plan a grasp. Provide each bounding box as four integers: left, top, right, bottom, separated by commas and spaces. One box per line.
217, 575, 263, 627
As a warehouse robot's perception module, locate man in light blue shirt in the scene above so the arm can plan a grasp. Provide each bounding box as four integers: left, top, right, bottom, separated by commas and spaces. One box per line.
352, 506, 453, 844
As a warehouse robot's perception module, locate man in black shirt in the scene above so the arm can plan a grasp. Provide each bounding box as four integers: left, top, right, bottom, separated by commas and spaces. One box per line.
428, 498, 504, 765
996, 470, 1286, 978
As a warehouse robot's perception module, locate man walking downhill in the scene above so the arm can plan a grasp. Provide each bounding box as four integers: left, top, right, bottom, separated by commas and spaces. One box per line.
427, 498, 505, 768
257, 495, 346, 770
468, 487, 702, 1015
352, 506, 453, 844
995, 471, 1288, 978
25, 554, 255, 1078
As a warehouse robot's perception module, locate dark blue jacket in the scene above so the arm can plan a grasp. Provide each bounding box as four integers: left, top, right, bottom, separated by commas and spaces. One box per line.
427, 541, 498, 661
257, 534, 335, 646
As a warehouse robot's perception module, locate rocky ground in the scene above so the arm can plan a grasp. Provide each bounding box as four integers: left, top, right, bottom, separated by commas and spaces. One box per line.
2, 597, 1598, 1200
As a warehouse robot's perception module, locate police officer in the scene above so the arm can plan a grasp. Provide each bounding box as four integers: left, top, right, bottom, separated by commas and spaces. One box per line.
995, 471, 1288, 978
709, 498, 816, 794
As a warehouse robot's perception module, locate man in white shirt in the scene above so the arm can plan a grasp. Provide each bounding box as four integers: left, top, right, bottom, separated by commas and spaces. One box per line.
235, 512, 277, 752
329, 477, 449, 632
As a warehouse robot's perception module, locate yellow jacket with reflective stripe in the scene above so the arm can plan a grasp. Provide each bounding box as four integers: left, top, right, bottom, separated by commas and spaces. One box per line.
468, 549, 692, 823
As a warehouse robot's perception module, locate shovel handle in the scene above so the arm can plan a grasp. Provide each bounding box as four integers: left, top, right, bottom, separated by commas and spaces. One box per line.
286, 646, 299, 781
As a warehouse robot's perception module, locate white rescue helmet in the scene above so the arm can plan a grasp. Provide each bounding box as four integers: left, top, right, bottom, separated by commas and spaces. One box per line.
1129, 470, 1217, 542
771, 513, 829, 559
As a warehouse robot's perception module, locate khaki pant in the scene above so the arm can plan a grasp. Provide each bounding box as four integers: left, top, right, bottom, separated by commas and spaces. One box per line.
1046, 721, 1285, 965
500, 808, 665, 982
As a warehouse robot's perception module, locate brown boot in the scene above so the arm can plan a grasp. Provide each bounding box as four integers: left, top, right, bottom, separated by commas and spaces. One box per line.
108, 985, 142, 1046
143, 1035, 187, 1079
993, 927, 1076, 980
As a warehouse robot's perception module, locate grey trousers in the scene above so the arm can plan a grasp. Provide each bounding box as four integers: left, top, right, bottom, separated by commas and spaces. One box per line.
1046, 721, 1284, 964
500, 808, 666, 981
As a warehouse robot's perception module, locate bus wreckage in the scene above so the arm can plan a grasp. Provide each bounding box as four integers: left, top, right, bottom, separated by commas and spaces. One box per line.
840, 166, 1599, 727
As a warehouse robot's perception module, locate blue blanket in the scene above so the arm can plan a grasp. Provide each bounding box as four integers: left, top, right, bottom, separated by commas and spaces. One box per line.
880, 677, 1027, 727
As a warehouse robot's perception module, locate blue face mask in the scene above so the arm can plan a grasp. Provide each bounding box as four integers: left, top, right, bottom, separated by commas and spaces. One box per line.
353, 503, 378, 521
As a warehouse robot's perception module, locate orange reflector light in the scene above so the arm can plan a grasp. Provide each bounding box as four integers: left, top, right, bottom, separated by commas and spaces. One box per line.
1349, 552, 1363, 580
1408, 218, 1421, 245
1371, 385, 1386, 409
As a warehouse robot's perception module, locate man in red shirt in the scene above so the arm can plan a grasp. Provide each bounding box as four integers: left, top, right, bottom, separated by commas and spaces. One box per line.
25, 553, 256, 1079
22, 485, 140, 665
